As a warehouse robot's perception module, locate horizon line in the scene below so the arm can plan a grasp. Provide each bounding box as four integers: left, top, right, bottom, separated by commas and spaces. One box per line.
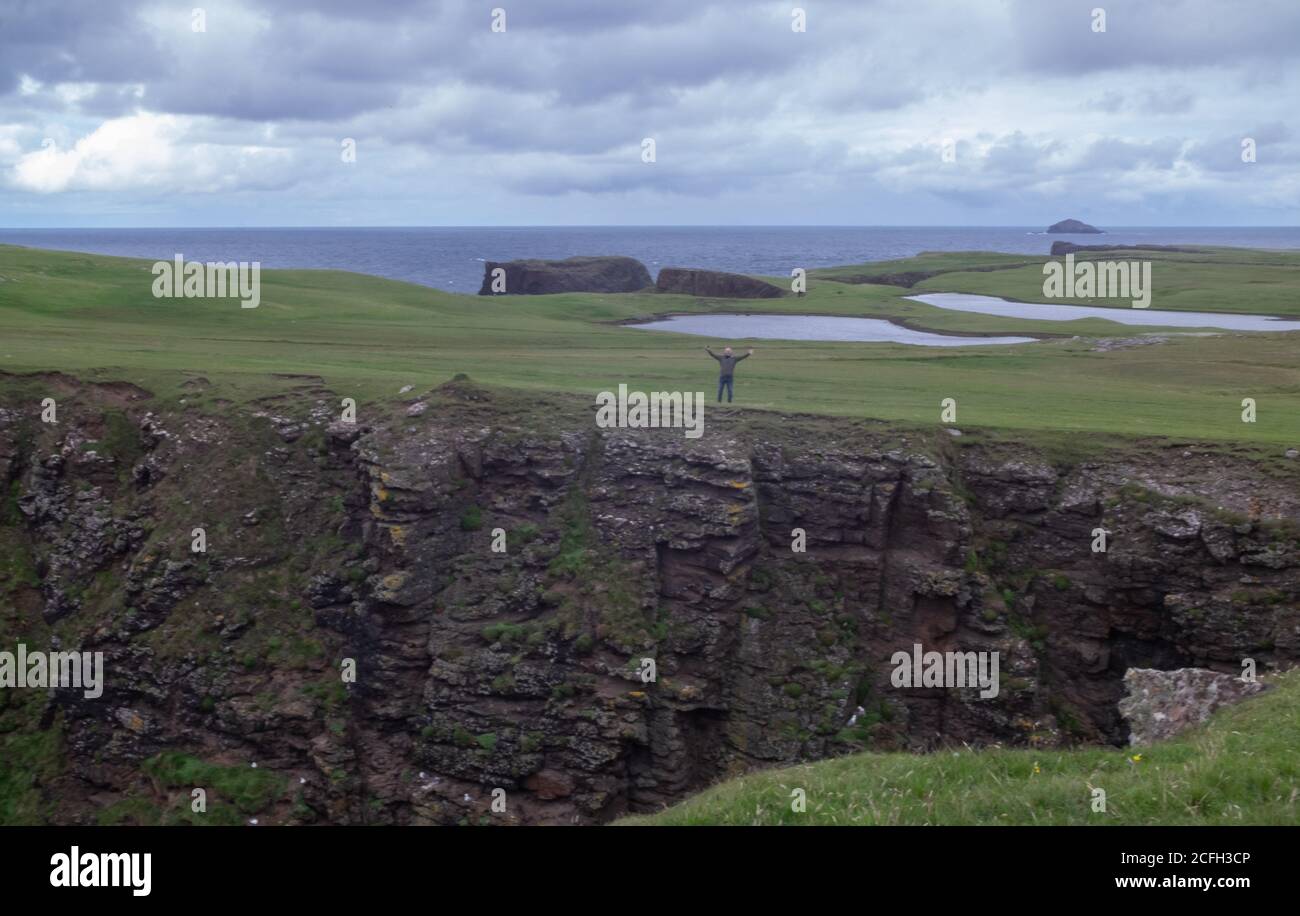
3, 224, 1300, 231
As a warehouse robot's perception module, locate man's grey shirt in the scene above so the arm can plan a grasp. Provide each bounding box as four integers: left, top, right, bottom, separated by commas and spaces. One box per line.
707, 348, 749, 378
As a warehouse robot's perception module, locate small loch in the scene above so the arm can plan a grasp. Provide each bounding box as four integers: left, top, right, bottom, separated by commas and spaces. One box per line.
627, 313, 1035, 346
907, 293, 1299, 331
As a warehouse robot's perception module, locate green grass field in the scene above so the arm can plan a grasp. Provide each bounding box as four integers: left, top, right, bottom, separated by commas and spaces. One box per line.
1, 243, 1297, 445
618, 670, 1300, 826
814, 245, 1300, 315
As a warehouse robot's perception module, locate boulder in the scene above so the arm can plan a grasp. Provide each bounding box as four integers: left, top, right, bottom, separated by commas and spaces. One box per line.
478, 256, 652, 295
655, 267, 785, 299
1118, 667, 1271, 746
1046, 218, 1103, 234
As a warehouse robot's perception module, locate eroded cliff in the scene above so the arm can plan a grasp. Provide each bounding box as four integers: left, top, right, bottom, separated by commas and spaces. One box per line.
1, 372, 1297, 825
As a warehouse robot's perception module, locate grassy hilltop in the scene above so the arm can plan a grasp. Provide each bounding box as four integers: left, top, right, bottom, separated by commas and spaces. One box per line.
0, 243, 1297, 445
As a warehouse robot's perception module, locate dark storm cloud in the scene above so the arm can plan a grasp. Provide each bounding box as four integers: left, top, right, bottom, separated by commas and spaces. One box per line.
0, 0, 166, 93
0, 0, 888, 121
1009, 0, 1300, 74
0, 0, 1296, 222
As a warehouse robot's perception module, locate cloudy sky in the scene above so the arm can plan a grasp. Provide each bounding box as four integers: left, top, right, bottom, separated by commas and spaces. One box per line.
1, 0, 1297, 226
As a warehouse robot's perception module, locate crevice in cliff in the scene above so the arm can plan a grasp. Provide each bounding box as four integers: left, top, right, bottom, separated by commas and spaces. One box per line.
872, 472, 906, 626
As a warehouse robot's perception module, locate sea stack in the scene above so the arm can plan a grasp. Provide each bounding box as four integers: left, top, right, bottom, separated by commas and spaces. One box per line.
1046, 218, 1103, 234
655, 267, 785, 299
479, 256, 652, 295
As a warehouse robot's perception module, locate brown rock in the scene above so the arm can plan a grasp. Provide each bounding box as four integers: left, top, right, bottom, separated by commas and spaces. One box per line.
525, 769, 575, 800
1118, 667, 1271, 746
655, 267, 784, 299
478, 256, 652, 295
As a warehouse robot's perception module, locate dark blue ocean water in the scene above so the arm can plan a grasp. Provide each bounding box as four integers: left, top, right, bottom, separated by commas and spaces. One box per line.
1, 226, 1297, 293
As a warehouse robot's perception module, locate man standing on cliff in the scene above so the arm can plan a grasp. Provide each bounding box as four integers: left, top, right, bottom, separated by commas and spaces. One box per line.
705, 345, 754, 403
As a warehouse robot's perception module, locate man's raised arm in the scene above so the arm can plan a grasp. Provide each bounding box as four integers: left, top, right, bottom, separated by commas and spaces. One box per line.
705, 346, 721, 361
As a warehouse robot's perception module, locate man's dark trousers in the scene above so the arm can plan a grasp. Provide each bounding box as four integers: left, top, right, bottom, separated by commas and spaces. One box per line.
717, 376, 733, 403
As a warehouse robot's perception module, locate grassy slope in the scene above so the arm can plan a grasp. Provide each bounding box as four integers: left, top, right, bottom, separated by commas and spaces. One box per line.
814, 246, 1300, 315
1, 244, 1298, 445
618, 671, 1300, 826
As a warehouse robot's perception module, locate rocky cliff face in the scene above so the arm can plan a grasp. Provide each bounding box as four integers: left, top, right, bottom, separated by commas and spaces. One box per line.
1119, 667, 1271, 746
2, 374, 1297, 825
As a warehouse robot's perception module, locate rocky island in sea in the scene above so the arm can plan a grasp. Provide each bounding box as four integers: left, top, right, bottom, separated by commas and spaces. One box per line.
1047, 218, 1103, 234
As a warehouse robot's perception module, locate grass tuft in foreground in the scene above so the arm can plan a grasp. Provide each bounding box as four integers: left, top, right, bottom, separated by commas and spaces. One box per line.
619, 670, 1300, 826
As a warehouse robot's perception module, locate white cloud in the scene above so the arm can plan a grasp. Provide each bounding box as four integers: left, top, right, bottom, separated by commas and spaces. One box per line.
8, 112, 297, 194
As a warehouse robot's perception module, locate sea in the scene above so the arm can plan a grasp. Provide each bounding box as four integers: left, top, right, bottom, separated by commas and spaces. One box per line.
1, 226, 1297, 294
